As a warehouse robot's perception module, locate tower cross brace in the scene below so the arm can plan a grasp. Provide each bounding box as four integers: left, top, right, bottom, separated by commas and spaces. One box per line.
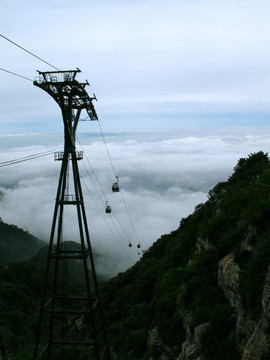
33, 70, 111, 360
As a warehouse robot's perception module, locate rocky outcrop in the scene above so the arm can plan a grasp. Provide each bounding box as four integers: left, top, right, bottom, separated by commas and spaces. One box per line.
177, 321, 207, 360
218, 253, 255, 351
218, 254, 270, 359
145, 250, 270, 360
241, 266, 270, 360
148, 307, 208, 360
147, 327, 174, 360
218, 253, 241, 310
196, 237, 214, 252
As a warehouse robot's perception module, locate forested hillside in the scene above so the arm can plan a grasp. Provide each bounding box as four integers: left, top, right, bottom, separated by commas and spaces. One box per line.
0, 221, 46, 265
100, 151, 270, 360
1, 151, 270, 359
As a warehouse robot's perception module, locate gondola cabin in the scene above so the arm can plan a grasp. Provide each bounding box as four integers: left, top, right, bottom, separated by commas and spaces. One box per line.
105, 201, 112, 214
112, 176, 120, 192
128, 242, 132, 247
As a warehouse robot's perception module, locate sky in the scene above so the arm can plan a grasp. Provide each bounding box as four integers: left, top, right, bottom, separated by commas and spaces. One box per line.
0, 0, 270, 276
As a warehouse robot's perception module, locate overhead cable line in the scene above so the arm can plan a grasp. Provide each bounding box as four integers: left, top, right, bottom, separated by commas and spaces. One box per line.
97, 120, 118, 178
0, 148, 62, 168
0, 34, 60, 71
80, 168, 137, 262
96, 120, 141, 248
119, 190, 141, 245
0, 68, 32, 82
76, 135, 108, 203
76, 136, 137, 255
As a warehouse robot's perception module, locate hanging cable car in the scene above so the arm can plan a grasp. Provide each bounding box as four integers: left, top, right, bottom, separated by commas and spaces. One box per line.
105, 201, 112, 214
128, 241, 132, 247
112, 176, 120, 192
137, 243, 141, 249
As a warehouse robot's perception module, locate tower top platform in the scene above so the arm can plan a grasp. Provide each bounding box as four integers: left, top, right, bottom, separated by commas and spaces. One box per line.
33, 69, 98, 120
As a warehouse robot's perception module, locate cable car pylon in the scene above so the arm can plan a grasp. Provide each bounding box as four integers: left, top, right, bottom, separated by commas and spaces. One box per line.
33, 69, 111, 360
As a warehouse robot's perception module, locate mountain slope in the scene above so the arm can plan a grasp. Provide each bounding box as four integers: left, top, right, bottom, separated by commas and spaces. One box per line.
0, 221, 46, 265
100, 151, 270, 360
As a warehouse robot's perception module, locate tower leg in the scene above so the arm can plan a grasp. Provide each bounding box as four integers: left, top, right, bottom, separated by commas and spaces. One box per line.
34, 150, 111, 359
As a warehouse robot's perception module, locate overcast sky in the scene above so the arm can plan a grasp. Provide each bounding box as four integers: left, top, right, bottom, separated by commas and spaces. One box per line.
1, 0, 270, 276
1, 0, 269, 131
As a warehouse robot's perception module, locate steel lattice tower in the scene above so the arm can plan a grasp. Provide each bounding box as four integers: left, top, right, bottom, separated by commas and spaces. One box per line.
33, 69, 111, 360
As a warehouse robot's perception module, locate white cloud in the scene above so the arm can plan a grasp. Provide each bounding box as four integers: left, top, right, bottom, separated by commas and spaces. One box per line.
0, 128, 269, 276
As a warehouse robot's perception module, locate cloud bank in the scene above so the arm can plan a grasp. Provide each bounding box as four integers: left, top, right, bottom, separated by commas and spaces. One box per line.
0, 127, 269, 276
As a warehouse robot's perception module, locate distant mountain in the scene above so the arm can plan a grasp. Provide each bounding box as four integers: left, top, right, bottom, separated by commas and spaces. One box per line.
29, 240, 82, 269
0, 220, 46, 265
30, 240, 108, 284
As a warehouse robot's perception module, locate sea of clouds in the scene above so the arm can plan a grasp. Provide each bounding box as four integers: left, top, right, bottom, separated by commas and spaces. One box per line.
0, 127, 270, 277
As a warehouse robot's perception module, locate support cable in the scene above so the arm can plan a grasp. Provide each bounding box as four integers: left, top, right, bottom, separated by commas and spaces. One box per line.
76, 136, 138, 256
80, 176, 137, 262
96, 120, 141, 247
0, 148, 62, 168
0, 34, 60, 71
76, 135, 107, 203
111, 211, 133, 247
119, 190, 141, 245
0, 68, 32, 82
97, 120, 117, 178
